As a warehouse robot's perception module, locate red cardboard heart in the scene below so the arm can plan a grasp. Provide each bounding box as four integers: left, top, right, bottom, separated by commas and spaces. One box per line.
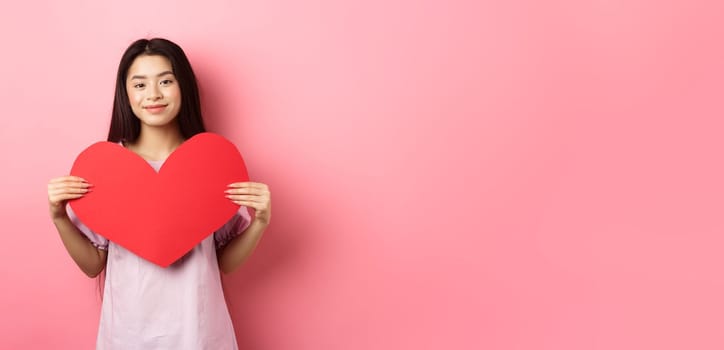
69, 132, 248, 267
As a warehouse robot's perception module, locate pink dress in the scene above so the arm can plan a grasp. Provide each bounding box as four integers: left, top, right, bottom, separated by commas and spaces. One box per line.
68, 159, 251, 350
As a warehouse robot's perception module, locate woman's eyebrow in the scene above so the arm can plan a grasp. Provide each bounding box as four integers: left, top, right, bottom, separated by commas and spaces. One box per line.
129, 71, 175, 80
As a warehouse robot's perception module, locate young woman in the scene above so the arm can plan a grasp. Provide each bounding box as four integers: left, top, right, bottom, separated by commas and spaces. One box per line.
47, 38, 271, 349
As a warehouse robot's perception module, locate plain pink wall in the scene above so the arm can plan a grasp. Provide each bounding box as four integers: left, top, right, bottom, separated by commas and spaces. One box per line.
2, 0, 724, 349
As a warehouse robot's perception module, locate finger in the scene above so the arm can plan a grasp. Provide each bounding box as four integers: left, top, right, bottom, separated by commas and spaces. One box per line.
224, 187, 266, 195
66, 187, 91, 194
47, 183, 91, 193
230, 200, 263, 209
49, 181, 92, 190
50, 193, 86, 203
60, 193, 86, 200
228, 182, 268, 189
226, 184, 270, 195
48, 193, 85, 205
225, 194, 264, 203
49, 176, 88, 184
49, 176, 80, 184
229, 197, 270, 211
49, 186, 90, 195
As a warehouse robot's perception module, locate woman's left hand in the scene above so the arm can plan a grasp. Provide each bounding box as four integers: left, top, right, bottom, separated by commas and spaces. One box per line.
225, 182, 271, 226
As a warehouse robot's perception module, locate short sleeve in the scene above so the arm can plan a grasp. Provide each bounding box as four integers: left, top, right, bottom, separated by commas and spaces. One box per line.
66, 205, 110, 250
214, 206, 252, 249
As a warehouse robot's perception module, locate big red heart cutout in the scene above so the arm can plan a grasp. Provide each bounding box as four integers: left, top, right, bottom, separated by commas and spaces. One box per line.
69, 132, 248, 267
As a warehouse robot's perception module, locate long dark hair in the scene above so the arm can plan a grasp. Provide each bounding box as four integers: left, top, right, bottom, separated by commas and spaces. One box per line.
107, 38, 206, 142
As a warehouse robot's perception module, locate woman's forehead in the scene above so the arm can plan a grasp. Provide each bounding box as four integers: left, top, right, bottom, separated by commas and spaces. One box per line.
127, 55, 174, 78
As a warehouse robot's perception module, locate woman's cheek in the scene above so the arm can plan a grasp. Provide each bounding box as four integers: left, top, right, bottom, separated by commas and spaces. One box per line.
129, 90, 143, 105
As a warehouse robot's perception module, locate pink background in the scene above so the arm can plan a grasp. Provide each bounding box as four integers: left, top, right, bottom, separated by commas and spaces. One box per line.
1, 0, 723, 349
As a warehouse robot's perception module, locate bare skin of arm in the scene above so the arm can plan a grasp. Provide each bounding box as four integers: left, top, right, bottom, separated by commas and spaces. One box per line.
48, 176, 107, 277
218, 182, 271, 274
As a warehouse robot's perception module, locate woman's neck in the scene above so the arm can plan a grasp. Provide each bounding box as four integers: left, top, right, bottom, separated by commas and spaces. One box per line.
128, 125, 185, 161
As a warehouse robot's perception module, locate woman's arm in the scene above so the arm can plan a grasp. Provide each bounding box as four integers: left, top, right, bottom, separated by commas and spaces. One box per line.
217, 219, 267, 274
219, 182, 271, 274
48, 176, 107, 277
53, 215, 108, 277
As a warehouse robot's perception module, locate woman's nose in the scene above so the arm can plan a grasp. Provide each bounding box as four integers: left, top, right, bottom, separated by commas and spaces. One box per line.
146, 85, 163, 100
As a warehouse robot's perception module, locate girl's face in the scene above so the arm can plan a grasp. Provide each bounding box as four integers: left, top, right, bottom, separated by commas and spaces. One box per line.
126, 55, 182, 129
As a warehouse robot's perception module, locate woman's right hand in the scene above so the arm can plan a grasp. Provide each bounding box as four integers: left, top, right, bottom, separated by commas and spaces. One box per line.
47, 176, 92, 220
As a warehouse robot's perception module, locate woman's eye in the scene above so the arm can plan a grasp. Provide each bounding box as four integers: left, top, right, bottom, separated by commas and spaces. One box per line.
160, 79, 174, 86
133, 83, 145, 89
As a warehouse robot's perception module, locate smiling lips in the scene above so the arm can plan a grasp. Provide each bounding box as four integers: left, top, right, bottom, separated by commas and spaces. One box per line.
144, 104, 167, 114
